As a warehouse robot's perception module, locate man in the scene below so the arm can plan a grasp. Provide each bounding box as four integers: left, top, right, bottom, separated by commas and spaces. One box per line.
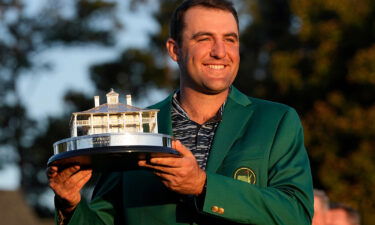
326, 203, 361, 225
312, 189, 330, 225
47, 0, 314, 224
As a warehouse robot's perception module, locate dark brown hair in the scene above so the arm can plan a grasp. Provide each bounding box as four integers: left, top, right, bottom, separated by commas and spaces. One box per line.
169, 0, 239, 45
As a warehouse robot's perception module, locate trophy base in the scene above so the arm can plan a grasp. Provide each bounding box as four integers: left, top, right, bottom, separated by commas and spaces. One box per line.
48, 145, 179, 171
48, 133, 179, 171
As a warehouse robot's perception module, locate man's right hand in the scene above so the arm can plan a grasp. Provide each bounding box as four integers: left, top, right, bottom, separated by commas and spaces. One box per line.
47, 165, 92, 213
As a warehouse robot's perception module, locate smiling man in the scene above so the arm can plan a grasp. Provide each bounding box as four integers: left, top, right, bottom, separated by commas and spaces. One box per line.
48, 1, 314, 225
170, 6, 240, 96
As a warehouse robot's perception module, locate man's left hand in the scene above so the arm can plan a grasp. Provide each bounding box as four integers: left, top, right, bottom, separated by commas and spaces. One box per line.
138, 140, 206, 195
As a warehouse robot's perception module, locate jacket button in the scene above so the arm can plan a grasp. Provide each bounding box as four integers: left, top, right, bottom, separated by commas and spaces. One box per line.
211, 206, 219, 213
218, 207, 225, 214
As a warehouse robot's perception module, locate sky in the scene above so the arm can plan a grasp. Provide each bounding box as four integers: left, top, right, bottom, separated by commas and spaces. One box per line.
1, 0, 166, 190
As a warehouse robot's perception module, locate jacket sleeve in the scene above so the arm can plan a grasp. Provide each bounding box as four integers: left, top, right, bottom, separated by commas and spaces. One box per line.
199, 108, 314, 225
58, 172, 123, 225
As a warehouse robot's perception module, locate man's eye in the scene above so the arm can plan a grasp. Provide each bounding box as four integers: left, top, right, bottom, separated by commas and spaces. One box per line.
198, 38, 209, 42
226, 38, 236, 43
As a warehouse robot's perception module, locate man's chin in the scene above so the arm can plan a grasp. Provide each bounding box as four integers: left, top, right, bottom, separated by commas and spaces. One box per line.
200, 85, 230, 95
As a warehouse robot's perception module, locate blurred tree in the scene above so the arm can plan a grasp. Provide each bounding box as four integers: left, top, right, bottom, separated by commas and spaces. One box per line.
236, 0, 375, 223
286, 1, 375, 224
0, 0, 120, 217
90, 0, 180, 100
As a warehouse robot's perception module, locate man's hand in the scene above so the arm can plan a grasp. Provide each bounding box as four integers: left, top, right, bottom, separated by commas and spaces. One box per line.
138, 140, 206, 195
47, 165, 92, 213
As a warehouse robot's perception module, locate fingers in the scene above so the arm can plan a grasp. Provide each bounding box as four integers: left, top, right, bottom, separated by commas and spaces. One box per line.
47, 165, 81, 181
46, 166, 58, 178
138, 161, 177, 175
47, 165, 92, 194
172, 140, 193, 156
48, 166, 58, 173
59, 165, 81, 180
138, 140, 196, 169
142, 157, 181, 167
74, 170, 93, 190
69, 169, 92, 186
47, 165, 92, 212
138, 140, 192, 168
137, 140, 205, 195
152, 165, 207, 195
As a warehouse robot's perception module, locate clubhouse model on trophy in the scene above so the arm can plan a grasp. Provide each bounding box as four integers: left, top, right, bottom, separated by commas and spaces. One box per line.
48, 89, 179, 170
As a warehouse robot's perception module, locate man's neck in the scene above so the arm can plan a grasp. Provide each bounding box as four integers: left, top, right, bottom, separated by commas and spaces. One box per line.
178, 87, 229, 125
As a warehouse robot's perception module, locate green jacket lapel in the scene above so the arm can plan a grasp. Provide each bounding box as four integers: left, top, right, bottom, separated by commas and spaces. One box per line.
148, 94, 173, 136
206, 87, 254, 173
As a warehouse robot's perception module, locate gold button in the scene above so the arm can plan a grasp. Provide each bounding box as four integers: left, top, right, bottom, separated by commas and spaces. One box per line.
218, 207, 225, 214
211, 206, 219, 213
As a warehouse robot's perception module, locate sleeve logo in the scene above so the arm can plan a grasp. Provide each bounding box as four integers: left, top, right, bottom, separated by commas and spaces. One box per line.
233, 167, 256, 184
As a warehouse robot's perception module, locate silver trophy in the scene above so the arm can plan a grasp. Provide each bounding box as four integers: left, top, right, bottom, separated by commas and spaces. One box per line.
48, 89, 179, 170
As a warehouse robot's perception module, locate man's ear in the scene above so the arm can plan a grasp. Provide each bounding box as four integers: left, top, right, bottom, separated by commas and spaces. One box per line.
166, 38, 179, 62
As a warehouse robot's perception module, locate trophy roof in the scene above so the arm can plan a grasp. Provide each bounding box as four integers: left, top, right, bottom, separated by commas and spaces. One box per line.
73, 103, 158, 115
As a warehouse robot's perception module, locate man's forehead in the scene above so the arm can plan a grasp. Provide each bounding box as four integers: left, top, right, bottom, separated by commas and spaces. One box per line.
182, 6, 239, 35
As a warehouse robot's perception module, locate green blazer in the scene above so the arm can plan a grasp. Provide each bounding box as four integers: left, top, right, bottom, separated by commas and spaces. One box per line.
62, 87, 314, 225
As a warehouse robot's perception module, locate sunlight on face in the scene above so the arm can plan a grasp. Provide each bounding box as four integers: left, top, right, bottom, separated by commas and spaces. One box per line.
176, 6, 240, 94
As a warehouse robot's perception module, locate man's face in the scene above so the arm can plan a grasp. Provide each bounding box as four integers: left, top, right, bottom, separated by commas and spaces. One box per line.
168, 6, 240, 94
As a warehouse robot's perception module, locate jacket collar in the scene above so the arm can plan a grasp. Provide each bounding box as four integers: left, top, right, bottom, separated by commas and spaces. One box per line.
149, 93, 173, 135
228, 86, 252, 107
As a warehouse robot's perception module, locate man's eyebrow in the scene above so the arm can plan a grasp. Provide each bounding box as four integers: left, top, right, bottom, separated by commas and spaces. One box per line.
191, 32, 213, 39
191, 32, 239, 40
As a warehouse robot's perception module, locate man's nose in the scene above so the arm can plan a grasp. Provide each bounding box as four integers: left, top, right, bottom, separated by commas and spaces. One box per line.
210, 41, 226, 58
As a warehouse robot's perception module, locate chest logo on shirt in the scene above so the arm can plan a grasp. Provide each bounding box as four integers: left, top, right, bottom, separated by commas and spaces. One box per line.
233, 167, 256, 184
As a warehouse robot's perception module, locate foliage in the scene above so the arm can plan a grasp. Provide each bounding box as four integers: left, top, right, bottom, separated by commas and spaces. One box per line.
288, 1, 375, 223
237, 0, 375, 223
90, 0, 180, 99
90, 48, 176, 99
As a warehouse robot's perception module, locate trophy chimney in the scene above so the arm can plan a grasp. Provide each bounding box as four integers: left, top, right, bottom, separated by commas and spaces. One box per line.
94, 96, 100, 107
126, 94, 132, 106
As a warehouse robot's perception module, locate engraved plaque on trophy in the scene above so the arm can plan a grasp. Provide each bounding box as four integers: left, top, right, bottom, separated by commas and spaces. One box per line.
47, 89, 179, 171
